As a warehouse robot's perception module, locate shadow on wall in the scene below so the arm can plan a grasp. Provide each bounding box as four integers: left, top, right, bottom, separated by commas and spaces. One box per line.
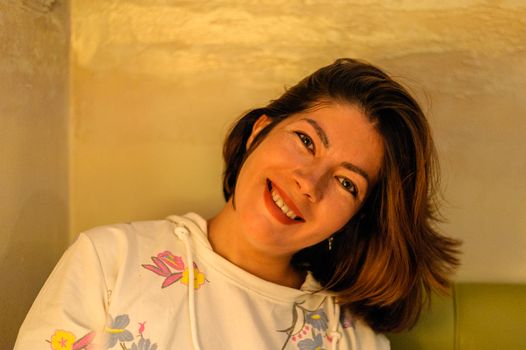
0, 191, 68, 349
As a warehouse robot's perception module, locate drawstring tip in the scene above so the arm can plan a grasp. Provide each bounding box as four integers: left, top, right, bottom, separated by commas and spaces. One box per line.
329, 330, 342, 350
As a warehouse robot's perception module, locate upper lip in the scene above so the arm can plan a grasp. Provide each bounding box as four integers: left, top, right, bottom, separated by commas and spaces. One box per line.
268, 179, 305, 221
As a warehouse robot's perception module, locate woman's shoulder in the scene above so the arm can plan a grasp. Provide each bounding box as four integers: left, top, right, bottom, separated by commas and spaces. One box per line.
74, 220, 170, 260
79, 212, 206, 247
81, 219, 172, 241
354, 319, 390, 349
339, 308, 390, 350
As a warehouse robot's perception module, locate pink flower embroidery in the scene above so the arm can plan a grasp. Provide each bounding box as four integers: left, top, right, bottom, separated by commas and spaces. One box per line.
138, 321, 146, 337
157, 251, 184, 270
142, 251, 206, 289
72, 331, 96, 350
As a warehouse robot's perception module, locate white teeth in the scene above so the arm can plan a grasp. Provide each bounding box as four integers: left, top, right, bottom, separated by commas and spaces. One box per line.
270, 188, 299, 220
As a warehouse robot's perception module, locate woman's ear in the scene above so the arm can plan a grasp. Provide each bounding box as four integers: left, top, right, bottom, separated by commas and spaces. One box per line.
246, 115, 272, 150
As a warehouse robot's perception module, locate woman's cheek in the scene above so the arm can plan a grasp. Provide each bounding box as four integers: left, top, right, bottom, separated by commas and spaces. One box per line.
328, 193, 357, 228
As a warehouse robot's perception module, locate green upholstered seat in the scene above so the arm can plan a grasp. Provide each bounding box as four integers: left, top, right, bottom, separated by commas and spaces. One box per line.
387, 283, 526, 350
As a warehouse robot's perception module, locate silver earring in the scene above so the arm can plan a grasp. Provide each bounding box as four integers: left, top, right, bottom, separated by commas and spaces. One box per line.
328, 236, 334, 251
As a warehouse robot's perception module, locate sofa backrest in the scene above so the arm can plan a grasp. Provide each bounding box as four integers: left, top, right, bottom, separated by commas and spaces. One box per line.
387, 283, 526, 350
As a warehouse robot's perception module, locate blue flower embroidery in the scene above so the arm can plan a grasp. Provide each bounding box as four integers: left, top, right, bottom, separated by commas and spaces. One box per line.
304, 309, 328, 331
131, 337, 158, 350
106, 314, 134, 348
298, 333, 325, 350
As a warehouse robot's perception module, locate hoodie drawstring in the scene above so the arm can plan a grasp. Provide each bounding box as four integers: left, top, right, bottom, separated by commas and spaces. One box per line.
172, 219, 347, 350
326, 296, 342, 350
173, 223, 203, 350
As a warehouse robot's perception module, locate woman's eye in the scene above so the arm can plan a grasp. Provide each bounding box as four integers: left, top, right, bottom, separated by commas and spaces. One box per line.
296, 132, 315, 153
337, 176, 358, 197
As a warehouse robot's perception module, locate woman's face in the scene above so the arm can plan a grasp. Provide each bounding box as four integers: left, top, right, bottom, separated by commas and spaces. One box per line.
231, 102, 384, 257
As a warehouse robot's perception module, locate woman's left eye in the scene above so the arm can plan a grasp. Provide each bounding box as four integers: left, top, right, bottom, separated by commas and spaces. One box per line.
337, 176, 358, 197
295, 132, 315, 153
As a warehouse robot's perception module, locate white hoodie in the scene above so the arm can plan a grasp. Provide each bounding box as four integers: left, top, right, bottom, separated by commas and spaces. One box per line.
15, 213, 389, 350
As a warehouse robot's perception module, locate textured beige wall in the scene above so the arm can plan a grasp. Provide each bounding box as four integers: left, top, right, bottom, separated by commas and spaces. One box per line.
0, 0, 70, 348
71, 0, 525, 285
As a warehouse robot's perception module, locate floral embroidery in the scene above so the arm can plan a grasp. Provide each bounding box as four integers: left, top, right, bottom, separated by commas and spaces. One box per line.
47, 315, 157, 350
105, 314, 134, 348
73, 331, 96, 350
104, 314, 158, 350
279, 299, 332, 350
305, 310, 328, 330
130, 337, 158, 350
47, 330, 95, 350
142, 250, 207, 289
181, 265, 206, 289
298, 333, 325, 350
157, 251, 184, 270
50, 330, 75, 350
138, 322, 146, 337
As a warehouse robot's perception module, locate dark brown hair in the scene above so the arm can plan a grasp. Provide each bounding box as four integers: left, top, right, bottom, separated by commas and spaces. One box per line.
222, 58, 461, 332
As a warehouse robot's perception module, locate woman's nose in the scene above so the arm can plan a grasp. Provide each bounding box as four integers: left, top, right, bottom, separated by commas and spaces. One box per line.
293, 167, 326, 202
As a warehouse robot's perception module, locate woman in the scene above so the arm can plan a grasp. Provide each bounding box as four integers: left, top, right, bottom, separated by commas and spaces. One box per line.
15, 58, 460, 350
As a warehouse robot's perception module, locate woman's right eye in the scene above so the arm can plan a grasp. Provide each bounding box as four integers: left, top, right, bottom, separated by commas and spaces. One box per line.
295, 132, 315, 153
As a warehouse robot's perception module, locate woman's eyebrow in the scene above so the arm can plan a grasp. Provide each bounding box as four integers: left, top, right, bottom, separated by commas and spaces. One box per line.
302, 118, 329, 147
342, 162, 370, 188
302, 117, 370, 187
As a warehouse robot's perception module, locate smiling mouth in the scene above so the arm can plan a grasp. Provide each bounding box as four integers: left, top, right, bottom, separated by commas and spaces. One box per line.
266, 180, 304, 222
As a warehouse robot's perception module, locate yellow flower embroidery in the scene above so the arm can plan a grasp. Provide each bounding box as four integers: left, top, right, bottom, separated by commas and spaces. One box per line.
181, 267, 206, 289
50, 330, 76, 350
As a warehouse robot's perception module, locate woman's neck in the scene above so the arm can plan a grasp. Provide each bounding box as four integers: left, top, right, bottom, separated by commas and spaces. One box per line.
207, 204, 306, 289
